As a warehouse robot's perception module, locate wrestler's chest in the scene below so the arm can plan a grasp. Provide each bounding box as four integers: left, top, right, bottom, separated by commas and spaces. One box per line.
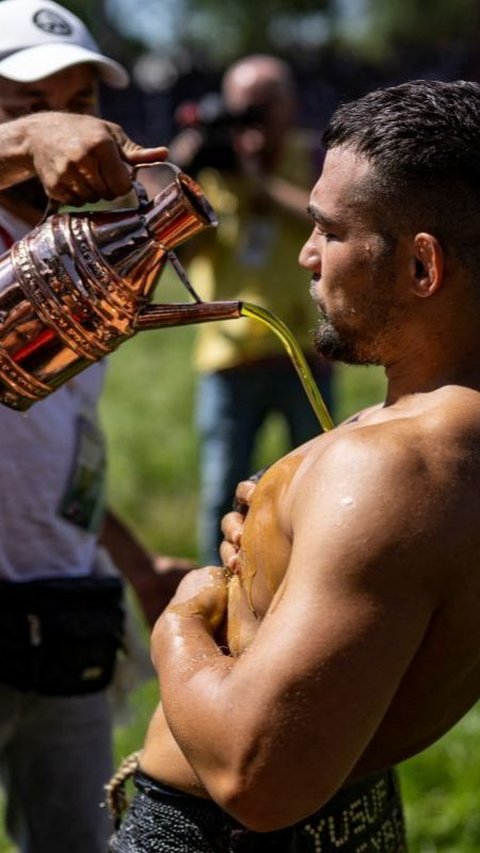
225, 502, 290, 654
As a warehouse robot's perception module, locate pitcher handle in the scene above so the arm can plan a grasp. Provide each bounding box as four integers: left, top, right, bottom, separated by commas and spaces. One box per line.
132, 161, 184, 209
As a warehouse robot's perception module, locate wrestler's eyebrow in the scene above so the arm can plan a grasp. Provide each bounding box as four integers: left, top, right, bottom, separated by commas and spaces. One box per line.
307, 204, 337, 229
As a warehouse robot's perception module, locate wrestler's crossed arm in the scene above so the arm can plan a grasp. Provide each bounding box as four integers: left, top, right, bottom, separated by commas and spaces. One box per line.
151, 427, 448, 832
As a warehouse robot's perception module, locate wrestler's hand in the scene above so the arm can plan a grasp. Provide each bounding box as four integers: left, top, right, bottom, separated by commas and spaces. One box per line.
15, 112, 168, 205
151, 567, 231, 675
219, 478, 257, 573
163, 566, 228, 635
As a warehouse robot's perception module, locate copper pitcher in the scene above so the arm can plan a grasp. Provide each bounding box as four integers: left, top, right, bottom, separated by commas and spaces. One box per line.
0, 163, 244, 411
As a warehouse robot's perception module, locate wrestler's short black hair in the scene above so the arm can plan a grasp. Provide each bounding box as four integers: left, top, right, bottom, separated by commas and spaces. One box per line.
323, 79, 480, 273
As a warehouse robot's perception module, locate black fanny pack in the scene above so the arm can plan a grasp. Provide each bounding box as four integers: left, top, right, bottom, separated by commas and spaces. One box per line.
0, 576, 125, 696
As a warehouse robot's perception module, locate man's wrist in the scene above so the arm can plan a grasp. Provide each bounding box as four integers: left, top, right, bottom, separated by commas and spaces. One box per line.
151, 605, 222, 672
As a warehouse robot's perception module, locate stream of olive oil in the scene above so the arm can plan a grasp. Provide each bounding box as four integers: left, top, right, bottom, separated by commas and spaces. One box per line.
240, 301, 335, 433
167, 251, 335, 432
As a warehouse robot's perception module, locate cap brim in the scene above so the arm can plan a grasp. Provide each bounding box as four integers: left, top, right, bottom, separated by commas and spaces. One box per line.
0, 43, 129, 88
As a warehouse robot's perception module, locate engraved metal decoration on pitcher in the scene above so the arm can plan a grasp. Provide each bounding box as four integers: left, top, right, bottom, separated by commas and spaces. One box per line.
0, 163, 245, 411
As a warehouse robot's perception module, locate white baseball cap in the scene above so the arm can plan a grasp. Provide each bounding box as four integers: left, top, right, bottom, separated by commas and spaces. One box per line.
0, 0, 129, 88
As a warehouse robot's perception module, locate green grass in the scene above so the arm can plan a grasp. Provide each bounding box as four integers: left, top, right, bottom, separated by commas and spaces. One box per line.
0, 284, 479, 850
399, 708, 480, 852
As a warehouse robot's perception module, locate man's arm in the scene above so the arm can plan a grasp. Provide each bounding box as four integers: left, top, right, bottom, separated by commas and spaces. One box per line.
0, 111, 168, 204
100, 510, 195, 628
151, 429, 445, 830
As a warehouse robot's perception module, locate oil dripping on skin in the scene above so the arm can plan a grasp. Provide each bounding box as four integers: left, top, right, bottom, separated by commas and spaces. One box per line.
225, 451, 307, 655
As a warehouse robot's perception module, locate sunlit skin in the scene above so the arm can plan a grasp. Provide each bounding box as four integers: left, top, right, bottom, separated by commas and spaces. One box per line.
140, 145, 480, 832
301, 151, 413, 369
0, 64, 168, 221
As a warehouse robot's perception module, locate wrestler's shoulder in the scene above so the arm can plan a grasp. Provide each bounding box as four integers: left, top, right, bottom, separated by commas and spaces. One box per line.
296, 411, 457, 493
300, 389, 480, 504
268, 387, 480, 497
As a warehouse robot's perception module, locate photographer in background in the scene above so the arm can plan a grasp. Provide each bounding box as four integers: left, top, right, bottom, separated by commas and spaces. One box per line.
169, 54, 334, 564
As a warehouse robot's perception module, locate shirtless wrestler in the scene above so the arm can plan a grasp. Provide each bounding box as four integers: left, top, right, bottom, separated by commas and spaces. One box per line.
109, 79, 480, 853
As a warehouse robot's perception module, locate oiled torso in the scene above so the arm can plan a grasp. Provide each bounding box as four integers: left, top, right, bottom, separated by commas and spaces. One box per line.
225, 451, 305, 655
141, 387, 480, 792
140, 446, 308, 794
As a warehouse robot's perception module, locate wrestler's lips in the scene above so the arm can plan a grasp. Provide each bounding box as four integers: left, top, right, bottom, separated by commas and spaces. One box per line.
310, 290, 326, 315
309, 281, 322, 307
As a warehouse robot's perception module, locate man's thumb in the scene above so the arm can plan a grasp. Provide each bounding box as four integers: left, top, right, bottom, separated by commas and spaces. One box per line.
123, 143, 169, 166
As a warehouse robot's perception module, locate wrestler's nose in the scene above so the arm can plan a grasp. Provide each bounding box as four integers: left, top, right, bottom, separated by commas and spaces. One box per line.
299, 231, 321, 272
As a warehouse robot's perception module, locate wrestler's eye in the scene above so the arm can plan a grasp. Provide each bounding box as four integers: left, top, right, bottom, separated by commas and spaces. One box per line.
315, 227, 337, 242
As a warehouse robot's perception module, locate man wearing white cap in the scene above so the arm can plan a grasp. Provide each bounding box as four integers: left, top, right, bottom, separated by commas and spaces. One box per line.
0, 3, 188, 853
0, 0, 129, 88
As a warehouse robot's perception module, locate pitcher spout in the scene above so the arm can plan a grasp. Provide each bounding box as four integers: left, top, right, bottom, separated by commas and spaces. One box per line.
135, 300, 244, 330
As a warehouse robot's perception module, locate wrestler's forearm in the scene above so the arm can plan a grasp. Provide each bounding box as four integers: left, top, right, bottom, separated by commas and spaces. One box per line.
153, 607, 348, 833
150, 549, 414, 832
152, 609, 237, 790
152, 609, 233, 715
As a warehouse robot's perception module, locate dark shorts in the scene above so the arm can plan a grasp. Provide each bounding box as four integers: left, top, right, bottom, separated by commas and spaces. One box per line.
108, 767, 407, 853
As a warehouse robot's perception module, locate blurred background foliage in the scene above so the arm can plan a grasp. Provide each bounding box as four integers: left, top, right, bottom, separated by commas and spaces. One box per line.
56, 0, 480, 153
66, 0, 480, 56
62, 0, 480, 78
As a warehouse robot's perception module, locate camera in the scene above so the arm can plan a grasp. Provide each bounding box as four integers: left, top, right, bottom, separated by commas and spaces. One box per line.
174, 93, 265, 173
175, 92, 264, 133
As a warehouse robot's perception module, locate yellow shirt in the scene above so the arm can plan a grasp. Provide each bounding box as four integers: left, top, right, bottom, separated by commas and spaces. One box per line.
189, 133, 321, 373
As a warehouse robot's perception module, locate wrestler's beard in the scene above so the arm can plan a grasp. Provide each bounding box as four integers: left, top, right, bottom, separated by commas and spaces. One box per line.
313, 280, 401, 367
313, 311, 380, 365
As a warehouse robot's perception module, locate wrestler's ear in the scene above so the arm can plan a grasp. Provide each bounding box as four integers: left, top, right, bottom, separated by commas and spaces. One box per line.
410, 232, 444, 298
